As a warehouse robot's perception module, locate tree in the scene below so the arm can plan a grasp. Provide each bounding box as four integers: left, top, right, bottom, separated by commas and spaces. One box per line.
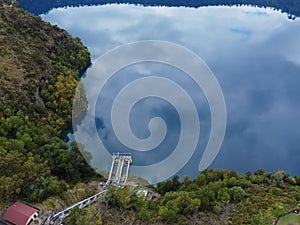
158, 200, 179, 222
270, 187, 281, 195
197, 186, 216, 210
196, 173, 207, 186
156, 175, 180, 194
66, 206, 102, 225
254, 168, 265, 176
246, 171, 252, 178
106, 186, 132, 210
138, 207, 151, 222
217, 188, 231, 204
295, 176, 300, 185
115, 185, 131, 210
230, 186, 246, 202
0, 150, 49, 201
27, 176, 67, 202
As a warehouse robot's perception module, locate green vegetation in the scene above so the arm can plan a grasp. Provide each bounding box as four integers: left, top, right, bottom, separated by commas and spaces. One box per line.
18, 0, 300, 19
277, 213, 300, 225
66, 205, 103, 225
0, 0, 95, 205
37, 182, 100, 215
1, 1, 300, 225
63, 169, 300, 224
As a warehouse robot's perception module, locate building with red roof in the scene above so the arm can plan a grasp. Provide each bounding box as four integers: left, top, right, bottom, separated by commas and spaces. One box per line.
3, 202, 38, 225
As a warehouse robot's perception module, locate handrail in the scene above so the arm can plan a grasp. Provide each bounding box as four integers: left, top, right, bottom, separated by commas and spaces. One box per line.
42, 190, 107, 224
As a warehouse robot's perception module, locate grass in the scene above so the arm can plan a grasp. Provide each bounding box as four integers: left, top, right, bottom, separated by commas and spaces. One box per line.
277, 213, 300, 225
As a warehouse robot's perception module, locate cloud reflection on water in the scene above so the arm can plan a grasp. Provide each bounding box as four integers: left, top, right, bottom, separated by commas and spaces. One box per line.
42, 4, 300, 178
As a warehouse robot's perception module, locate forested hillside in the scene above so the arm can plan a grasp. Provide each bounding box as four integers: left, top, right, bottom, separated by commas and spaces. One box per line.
64, 169, 300, 225
19, 0, 300, 18
0, 0, 95, 206
1, 1, 300, 224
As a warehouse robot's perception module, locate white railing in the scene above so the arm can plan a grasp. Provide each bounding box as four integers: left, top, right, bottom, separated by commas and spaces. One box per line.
42, 153, 132, 225
42, 190, 106, 225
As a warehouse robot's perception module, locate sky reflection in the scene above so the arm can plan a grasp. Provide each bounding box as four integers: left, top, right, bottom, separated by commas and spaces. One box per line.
42, 4, 300, 179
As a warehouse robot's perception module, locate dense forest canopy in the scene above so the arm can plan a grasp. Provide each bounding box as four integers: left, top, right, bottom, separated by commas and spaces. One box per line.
64, 169, 300, 224
0, 1, 300, 225
1, 1, 300, 224
0, 0, 96, 205
18, 0, 300, 18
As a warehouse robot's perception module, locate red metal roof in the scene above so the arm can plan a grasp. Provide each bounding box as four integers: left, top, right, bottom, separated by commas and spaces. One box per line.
3, 202, 38, 225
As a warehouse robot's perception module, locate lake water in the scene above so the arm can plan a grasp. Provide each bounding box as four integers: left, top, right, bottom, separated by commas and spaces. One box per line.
41, 4, 300, 183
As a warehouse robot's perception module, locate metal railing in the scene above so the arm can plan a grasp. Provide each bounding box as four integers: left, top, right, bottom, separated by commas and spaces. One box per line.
41, 190, 106, 225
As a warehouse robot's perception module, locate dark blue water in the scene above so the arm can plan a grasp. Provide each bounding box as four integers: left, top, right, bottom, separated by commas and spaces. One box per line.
42, 4, 300, 182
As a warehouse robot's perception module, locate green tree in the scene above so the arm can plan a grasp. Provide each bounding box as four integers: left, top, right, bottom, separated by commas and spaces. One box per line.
254, 168, 265, 176
66, 205, 102, 225
27, 176, 67, 202
158, 200, 179, 222
0, 150, 49, 201
230, 186, 246, 202
196, 173, 207, 186
138, 207, 151, 222
217, 188, 231, 204
197, 186, 216, 210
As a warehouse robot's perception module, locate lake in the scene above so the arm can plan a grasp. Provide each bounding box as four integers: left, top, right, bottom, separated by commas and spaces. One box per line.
41, 4, 300, 183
